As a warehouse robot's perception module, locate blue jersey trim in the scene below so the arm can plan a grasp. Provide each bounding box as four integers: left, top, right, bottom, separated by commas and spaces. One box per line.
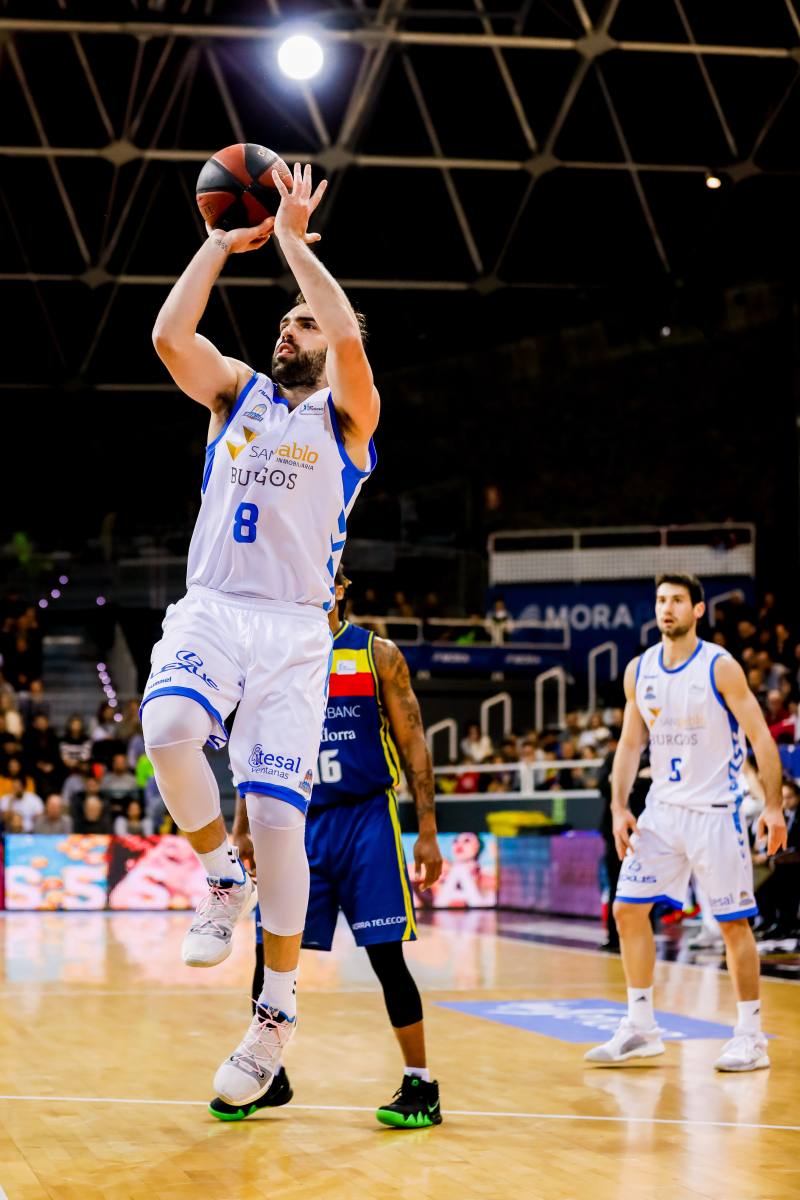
202, 372, 258, 494
635, 655, 643, 683
326, 394, 377, 507
237, 780, 309, 816
658, 639, 703, 675
709, 651, 739, 735
139, 686, 227, 749
716, 906, 759, 922
615, 894, 684, 909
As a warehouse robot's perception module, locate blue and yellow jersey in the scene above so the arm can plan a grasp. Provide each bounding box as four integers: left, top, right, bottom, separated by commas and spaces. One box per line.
312, 620, 402, 808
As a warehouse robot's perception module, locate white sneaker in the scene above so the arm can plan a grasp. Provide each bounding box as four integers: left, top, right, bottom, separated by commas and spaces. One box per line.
214, 1005, 297, 1106
182, 863, 256, 967
714, 1032, 769, 1072
584, 1018, 665, 1065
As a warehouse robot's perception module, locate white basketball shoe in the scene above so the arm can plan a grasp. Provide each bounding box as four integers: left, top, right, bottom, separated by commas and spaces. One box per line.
584, 1019, 665, 1065
182, 855, 256, 967
214, 1005, 297, 1106
714, 1033, 770, 1072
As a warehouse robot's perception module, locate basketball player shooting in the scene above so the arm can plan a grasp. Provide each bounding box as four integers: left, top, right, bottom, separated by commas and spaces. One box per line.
585, 574, 786, 1072
142, 163, 379, 1107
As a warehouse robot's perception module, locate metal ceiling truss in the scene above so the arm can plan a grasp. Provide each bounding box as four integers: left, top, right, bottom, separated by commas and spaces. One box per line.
1, 0, 799, 381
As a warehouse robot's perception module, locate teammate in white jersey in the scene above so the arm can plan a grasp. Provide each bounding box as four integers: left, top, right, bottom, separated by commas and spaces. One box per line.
142, 163, 379, 1106
585, 574, 786, 1072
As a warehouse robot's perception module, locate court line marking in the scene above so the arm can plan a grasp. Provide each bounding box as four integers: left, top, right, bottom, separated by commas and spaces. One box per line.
0, 1094, 796, 1133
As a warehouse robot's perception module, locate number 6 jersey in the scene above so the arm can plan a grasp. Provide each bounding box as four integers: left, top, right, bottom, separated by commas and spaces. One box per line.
187, 372, 376, 611
634, 639, 744, 812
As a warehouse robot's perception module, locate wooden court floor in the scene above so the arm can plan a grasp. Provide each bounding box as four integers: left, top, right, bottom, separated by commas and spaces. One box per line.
0, 910, 797, 1200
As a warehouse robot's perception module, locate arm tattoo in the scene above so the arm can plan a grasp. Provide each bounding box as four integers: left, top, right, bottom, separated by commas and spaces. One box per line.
374, 638, 436, 823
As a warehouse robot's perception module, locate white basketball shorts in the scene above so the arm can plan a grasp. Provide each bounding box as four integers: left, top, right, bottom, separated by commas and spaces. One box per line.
140, 585, 332, 814
615, 799, 757, 921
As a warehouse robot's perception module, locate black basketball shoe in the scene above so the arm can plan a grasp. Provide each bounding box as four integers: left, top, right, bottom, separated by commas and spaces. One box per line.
376, 1075, 442, 1128
208, 1066, 293, 1121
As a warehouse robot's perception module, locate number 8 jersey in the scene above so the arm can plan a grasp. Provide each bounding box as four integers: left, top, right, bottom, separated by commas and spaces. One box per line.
187, 372, 376, 610
634, 639, 744, 812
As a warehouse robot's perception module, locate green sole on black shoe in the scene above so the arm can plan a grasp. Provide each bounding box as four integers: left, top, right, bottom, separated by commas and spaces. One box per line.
375, 1107, 442, 1128
208, 1070, 293, 1121
209, 1099, 262, 1122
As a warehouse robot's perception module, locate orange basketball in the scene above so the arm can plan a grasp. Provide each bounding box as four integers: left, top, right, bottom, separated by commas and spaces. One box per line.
195, 142, 293, 231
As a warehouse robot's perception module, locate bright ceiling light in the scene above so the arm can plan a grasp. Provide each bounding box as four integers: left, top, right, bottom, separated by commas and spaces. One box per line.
278, 34, 324, 81
705, 173, 722, 190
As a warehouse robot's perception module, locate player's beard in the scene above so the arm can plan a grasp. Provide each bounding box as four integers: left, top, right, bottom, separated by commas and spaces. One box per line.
271, 345, 326, 390
660, 620, 693, 640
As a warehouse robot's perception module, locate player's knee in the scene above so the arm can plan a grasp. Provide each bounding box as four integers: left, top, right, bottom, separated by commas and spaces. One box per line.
613, 900, 651, 930
246, 792, 306, 831
142, 695, 212, 752
718, 917, 752, 939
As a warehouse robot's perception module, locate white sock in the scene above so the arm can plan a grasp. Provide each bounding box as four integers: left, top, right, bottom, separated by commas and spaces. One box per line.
197, 841, 244, 883
404, 1066, 430, 1082
259, 966, 298, 1020
735, 999, 762, 1036
627, 986, 655, 1029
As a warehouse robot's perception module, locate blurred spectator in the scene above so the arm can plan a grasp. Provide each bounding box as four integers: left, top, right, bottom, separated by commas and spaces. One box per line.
388, 591, 414, 619
100, 752, 140, 815
0, 713, 23, 770
1, 777, 44, 832
4, 810, 25, 833
485, 753, 513, 794
22, 712, 63, 795
758, 592, 779, 631
765, 691, 795, 743
501, 733, 519, 761
74, 793, 112, 835
0, 756, 36, 798
91, 700, 118, 741
555, 738, 589, 789
90, 701, 126, 767
773, 623, 793, 668
454, 757, 481, 795
34, 793, 73, 835
66, 774, 103, 826
420, 592, 443, 622
577, 712, 611, 753
118, 698, 142, 743
59, 716, 93, 771
0, 693, 23, 738
486, 597, 512, 643
755, 650, 787, 693
114, 798, 154, 837
735, 619, 759, 658
18, 678, 49, 725
747, 666, 767, 707
461, 722, 493, 763
516, 739, 540, 793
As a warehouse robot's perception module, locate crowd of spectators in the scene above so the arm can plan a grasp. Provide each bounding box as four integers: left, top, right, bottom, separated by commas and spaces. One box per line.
0, 678, 162, 839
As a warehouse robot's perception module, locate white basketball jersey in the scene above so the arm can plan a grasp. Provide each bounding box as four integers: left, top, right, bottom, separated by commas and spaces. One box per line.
186, 373, 375, 610
635, 639, 744, 811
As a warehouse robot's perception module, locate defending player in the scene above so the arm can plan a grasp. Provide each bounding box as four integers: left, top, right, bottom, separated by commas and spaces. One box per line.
585, 574, 786, 1071
209, 568, 445, 1126
142, 164, 378, 1106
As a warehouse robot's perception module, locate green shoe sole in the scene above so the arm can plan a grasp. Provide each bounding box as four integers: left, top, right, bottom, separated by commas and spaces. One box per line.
209, 1102, 261, 1122
376, 1108, 441, 1128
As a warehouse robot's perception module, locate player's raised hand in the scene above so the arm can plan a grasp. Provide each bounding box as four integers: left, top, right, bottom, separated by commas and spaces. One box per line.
206, 216, 275, 254
612, 807, 639, 860
414, 830, 444, 891
756, 806, 788, 857
272, 162, 327, 245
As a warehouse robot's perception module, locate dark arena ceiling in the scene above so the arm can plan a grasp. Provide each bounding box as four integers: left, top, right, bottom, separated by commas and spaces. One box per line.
1, 0, 800, 388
